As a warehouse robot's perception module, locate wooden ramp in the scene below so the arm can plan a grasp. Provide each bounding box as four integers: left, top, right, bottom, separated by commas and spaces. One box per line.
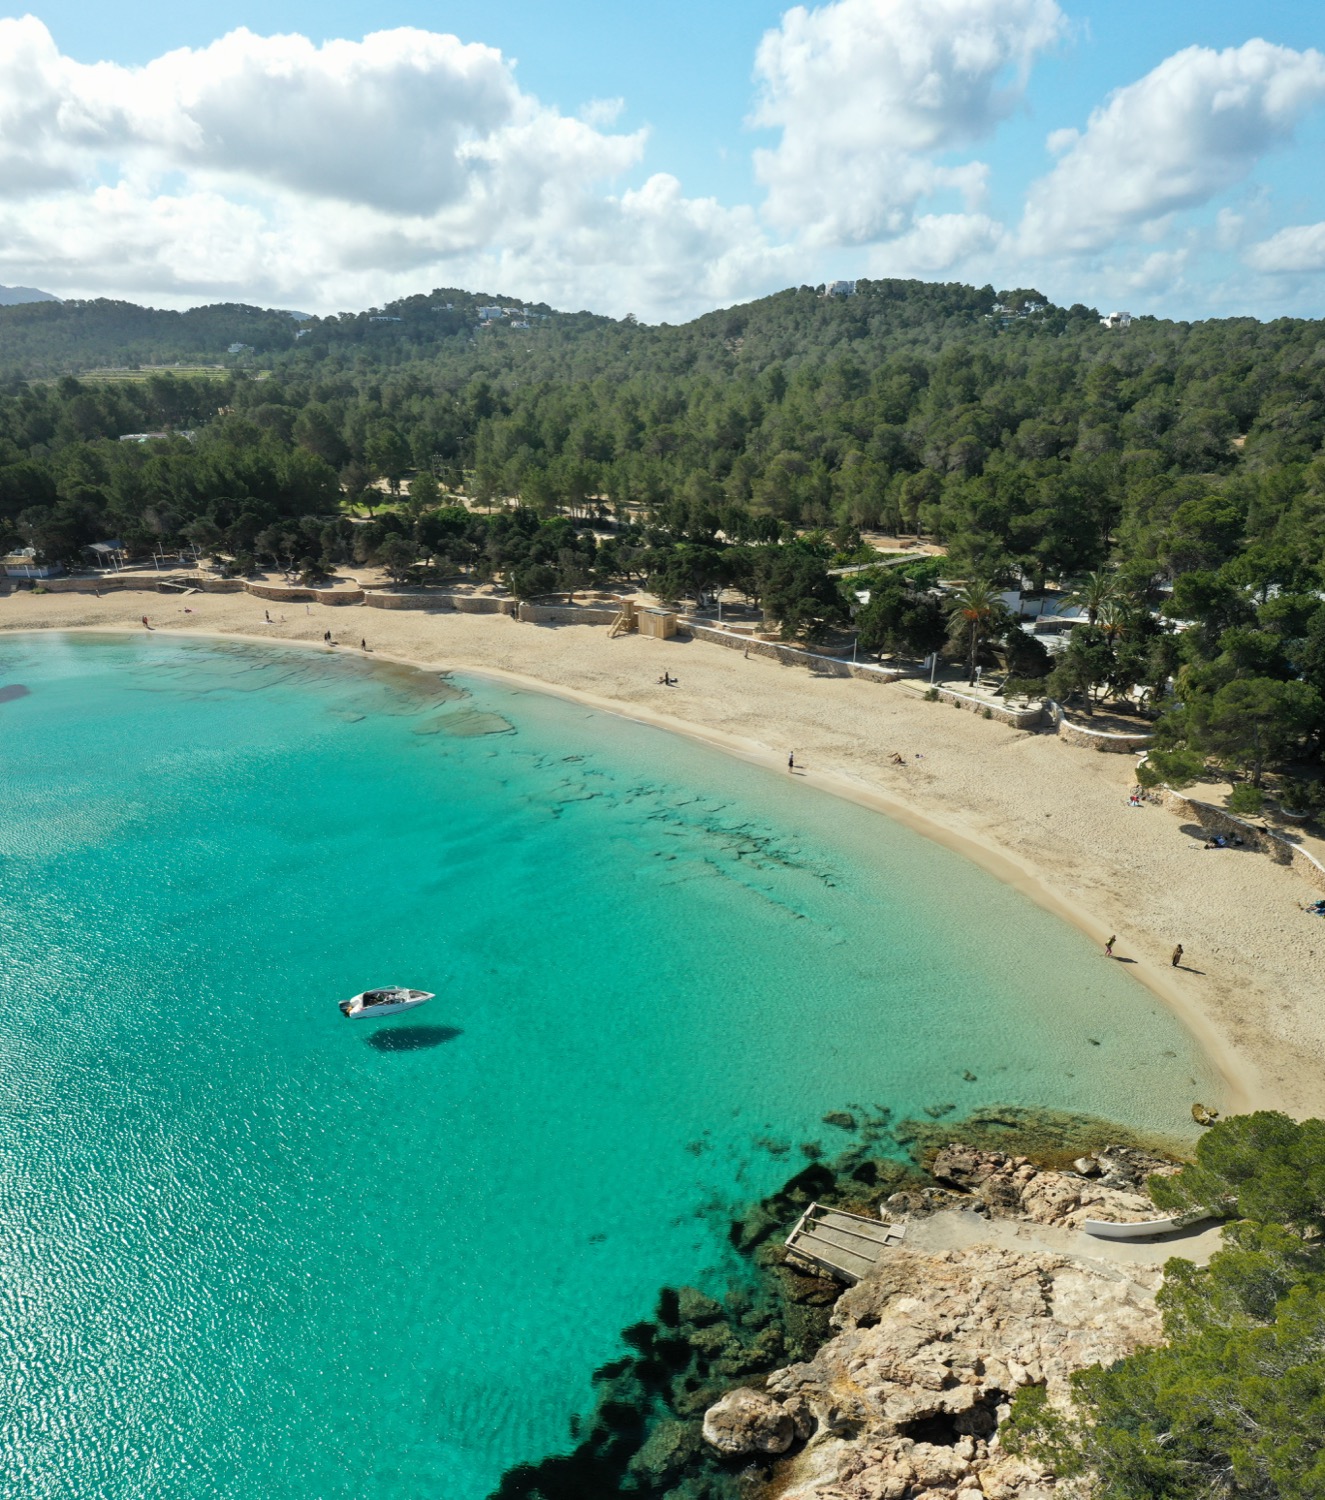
784, 1202, 906, 1283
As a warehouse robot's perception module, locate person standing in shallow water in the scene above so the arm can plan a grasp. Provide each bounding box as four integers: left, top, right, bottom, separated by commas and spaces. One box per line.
1172, 944, 1184, 967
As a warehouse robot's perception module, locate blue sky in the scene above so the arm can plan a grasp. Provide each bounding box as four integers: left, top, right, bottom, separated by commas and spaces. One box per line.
3, 1, 1325, 320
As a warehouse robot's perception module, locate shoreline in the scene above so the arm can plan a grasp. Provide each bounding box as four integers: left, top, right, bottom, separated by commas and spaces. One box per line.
5, 591, 1321, 1116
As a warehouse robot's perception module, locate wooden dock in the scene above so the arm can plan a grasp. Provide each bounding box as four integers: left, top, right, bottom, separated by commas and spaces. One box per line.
784, 1202, 906, 1283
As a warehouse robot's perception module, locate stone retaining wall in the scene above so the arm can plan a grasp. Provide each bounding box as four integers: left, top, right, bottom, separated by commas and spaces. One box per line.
34, 573, 250, 596
924, 682, 1046, 728
244, 582, 365, 605
1158, 788, 1325, 895
363, 591, 515, 614
1056, 717, 1153, 753
517, 603, 620, 625
682, 622, 905, 683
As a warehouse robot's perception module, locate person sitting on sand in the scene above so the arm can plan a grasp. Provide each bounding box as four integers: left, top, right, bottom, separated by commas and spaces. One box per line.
891, 753, 906, 765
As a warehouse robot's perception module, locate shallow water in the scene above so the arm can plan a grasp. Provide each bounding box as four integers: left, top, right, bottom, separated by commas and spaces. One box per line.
0, 634, 1220, 1498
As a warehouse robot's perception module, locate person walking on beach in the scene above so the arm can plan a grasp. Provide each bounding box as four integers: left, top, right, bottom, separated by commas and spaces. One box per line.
788, 752, 795, 772
1104, 935, 1116, 957
323, 630, 331, 643
141, 615, 152, 630
360, 638, 368, 651
1171, 943, 1184, 968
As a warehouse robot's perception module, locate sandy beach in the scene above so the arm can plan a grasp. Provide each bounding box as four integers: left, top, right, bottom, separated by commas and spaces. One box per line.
6, 584, 1323, 1118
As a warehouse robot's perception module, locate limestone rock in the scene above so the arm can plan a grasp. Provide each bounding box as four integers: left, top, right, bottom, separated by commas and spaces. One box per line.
701, 1386, 799, 1455
764, 1240, 1162, 1497
924, 1145, 1175, 1230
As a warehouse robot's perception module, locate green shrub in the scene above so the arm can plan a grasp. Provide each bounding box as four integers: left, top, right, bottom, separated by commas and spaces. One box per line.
1136, 747, 1206, 790
1227, 783, 1265, 816
924, 687, 938, 701
1007, 1113, 1325, 1499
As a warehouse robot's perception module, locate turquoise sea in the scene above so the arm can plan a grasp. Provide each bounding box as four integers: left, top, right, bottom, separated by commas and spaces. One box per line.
0, 634, 1220, 1498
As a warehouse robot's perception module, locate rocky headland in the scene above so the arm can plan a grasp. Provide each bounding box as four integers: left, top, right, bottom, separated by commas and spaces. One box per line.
492, 1111, 1198, 1500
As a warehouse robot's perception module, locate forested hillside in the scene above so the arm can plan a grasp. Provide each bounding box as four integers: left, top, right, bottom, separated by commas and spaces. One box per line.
4, 276, 1325, 794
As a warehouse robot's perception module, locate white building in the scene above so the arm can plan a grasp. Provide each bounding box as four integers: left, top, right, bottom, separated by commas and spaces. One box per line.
1100, 310, 1133, 330
824, 280, 857, 298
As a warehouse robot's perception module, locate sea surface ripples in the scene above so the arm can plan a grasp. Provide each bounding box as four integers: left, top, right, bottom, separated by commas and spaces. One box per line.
0, 634, 1219, 1497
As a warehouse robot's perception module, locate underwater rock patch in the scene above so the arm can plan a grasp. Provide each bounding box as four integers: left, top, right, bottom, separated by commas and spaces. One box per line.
415, 708, 516, 737
488, 1105, 1185, 1500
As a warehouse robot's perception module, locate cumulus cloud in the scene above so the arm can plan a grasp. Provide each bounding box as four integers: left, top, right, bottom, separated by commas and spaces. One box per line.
865, 212, 1004, 276
751, 0, 1064, 244
0, 16, 778, 317
1245, 222, 1325, 274
5, 10, 1325, 322
1020, 40, 1325, 255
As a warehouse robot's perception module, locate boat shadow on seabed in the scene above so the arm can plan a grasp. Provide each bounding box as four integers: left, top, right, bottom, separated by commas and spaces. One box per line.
364, 1024, 464, 1052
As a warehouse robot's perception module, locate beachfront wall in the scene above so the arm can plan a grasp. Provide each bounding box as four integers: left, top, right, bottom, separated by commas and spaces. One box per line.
1056, 718, 1153, 753
245, 582, 365, 605
1158, 788, 1325, 897
922, 681, 1047, 729
682, 622, 907, 684
33, 574, 247, 595
517, 603, 620, 625
364, 592, 516, 615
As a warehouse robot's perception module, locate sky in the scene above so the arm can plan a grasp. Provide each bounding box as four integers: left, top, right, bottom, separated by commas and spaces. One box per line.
3, 0, 1325, 322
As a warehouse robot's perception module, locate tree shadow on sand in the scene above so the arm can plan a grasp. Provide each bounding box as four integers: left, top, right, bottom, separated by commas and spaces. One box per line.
364, 1024, 463, 1052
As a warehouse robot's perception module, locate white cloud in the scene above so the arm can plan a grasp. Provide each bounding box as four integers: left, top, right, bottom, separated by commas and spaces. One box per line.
1245, 222, 1325, 273
865, 212, 1004, 275
751, 0, 1064, 244
0, 16, 776, 319
1020, 40, 1325, 255
4, 11, 1325, 323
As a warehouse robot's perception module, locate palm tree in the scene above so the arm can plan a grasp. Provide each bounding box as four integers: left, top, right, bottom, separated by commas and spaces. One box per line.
1096, 599, 1126, 642
1068, 570, 1121, 626
946, 578, 1010, 685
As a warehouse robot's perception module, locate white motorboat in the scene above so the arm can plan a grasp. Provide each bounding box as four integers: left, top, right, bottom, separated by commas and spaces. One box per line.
339, 987, 434, 1019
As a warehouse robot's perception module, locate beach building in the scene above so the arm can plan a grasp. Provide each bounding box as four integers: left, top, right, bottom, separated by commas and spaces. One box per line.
1100, 310, 1133, 330
3, 548, 63, 579
638, 607, 678, 639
